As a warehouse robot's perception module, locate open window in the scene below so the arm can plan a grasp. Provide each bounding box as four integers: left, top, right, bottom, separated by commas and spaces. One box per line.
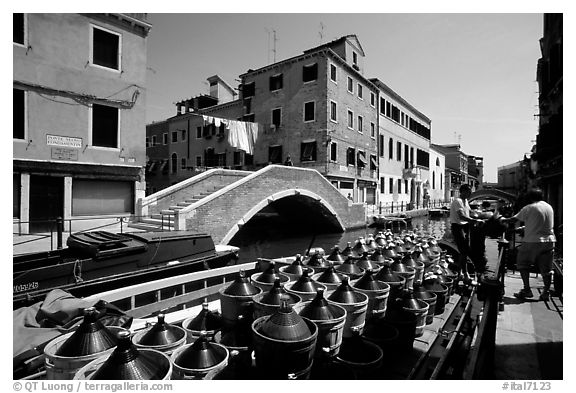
347, 147, 356, 166
269, 145, 283, 164
269, 74, 283, 91
300, 141, 317, 162
303, 63, 318, 83
92, 25, 120, 70
92, 103, 119, 148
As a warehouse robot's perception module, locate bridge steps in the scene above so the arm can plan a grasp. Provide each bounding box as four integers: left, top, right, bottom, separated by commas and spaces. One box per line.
130, 187, 222, 231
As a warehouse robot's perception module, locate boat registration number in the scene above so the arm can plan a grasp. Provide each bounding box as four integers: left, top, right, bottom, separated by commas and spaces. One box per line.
13, 282, 39, 293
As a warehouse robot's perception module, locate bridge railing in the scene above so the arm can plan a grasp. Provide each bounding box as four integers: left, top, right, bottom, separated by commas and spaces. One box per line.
365, 199, 450, 217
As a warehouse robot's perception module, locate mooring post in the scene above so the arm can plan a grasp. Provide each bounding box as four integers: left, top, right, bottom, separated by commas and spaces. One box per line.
56, 216, 63, 249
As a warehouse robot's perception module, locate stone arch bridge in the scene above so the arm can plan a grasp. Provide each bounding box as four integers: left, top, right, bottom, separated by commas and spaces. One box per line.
469, 188, 517, 204
135, 165, 366, 244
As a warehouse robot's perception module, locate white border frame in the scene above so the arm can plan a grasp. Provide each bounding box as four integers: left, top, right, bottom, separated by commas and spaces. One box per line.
271, 107, 282, 127
89, 24, 122, 73
13, 13, 27, 48
347, 109, 354, 130
302, 62, 318, 84
303, 100, 316, 123
269, 73, 283, 92
13, 88, 27, 141
329, 63, 338, 84
88, 103, 121, 151
329, 100, 338, 123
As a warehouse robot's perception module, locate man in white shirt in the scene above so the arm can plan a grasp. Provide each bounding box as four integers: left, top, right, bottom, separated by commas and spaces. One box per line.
500, 188, 556, 301
450, 184, 484, 283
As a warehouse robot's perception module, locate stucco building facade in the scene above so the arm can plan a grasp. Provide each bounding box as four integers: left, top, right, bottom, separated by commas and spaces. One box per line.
13, 13, 151, 232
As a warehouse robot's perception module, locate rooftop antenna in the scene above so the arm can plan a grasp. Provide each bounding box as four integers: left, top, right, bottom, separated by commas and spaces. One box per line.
265, 28, 270, 64
454, 132, 462, 145
272, 29, 277, 63
319, 22, 325, 42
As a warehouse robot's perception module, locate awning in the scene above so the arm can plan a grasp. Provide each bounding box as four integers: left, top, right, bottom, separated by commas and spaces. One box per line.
370, 155, 378, 169
357, 151, 367, 167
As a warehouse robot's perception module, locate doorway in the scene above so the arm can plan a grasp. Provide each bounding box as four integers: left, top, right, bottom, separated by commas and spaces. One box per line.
29, 175, 64, 233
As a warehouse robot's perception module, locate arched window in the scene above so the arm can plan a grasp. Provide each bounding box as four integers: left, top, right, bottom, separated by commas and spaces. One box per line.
436, 157, 440, 166
171, 153, 178, 174
432, 171, 436, 189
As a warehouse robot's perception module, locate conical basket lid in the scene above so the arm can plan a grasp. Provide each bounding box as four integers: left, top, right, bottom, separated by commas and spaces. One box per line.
401, 253, 417, 268
383, 246, 398, 260
375, 238, 387, 247
299, 289, 343, 321
375, 264, 405, 283
356, 253, 378, 270
341, 242, 354, 257
283, 255, 306, 274
353, 269, 388, 291
398, 291, 427, 311
370, 248, 388, 263
223, 270, 260, 296
184, 302, 223, 332
258, 301, 313, 341
139, 314, 185, 346
335, 257, 364, 277
306, 252, 330, 269
260, 279, 300, 306
413, 285, 436, 301
175, 334, 228, 369
255, 263, 287, 284
91, 330, 168, 380
290, 270, 323, 293
366, 238, 378, 250
352, 240, 370, 256
391, 260, 413, 274
56, 307, 117, 357
316, 265, 344, 284
328, 277, 366, 304
326, 245, 345, 263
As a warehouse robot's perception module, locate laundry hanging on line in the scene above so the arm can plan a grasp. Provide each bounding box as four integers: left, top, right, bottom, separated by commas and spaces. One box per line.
202, 115, 259, 155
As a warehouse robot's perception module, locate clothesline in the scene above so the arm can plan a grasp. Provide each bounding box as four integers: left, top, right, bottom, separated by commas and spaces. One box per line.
201, 115, 259, 155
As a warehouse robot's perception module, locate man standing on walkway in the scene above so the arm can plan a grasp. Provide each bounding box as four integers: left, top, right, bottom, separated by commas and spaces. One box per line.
500, 188, 556, 301
450, 184, 484, 283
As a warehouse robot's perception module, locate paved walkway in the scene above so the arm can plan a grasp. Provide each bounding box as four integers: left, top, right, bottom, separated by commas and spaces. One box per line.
485, 238, 564, 380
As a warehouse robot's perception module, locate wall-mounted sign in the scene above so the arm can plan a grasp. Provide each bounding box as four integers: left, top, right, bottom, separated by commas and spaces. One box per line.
51, 147, 78, 161
46, 134, 82, 148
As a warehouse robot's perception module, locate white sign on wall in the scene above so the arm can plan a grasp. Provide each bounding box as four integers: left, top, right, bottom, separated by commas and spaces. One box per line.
46, 134, 83, 148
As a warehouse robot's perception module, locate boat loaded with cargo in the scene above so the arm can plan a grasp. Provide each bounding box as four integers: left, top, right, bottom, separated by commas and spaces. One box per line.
13, 228, 504, 380
13, 230, 239, 309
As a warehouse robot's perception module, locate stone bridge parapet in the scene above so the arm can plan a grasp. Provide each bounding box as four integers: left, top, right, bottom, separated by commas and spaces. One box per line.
171, 165, 365, 244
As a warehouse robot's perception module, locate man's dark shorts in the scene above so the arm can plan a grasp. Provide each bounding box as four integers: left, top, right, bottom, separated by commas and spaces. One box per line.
451, 223, 470, 256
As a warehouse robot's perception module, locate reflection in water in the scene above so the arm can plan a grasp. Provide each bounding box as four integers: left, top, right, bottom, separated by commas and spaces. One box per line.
232, 215, 452, 265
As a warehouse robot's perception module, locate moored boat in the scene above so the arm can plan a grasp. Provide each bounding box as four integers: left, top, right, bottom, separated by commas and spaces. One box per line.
13, 230, 239, 309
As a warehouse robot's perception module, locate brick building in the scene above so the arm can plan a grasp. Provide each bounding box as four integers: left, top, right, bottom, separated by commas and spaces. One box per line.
13, 13, 151, 233
145, 34, 445, 206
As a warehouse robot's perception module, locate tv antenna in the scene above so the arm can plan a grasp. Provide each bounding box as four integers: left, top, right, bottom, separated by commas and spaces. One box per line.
319, 22, 325, 42
272, 29, 277, 63
265, 28, 278, 64
454, 132, 462, 145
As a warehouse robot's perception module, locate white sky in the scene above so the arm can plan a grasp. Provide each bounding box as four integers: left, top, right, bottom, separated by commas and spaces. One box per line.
145, 12, 543, 182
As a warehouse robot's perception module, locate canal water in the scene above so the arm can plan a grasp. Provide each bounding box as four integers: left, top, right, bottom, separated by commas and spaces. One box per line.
231, 215, 453, 264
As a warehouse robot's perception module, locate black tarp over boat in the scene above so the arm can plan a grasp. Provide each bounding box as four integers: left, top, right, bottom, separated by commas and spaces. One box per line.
13, 231, 239, 309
